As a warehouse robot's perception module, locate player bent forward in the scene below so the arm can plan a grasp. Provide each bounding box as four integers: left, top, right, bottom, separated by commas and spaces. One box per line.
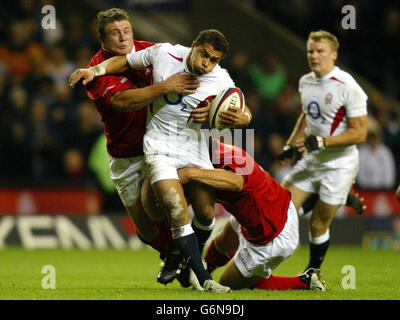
177, 140, 327, 291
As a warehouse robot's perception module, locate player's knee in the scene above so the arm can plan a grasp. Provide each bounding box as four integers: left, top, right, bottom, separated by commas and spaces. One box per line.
310, 221, 329, 237
194, 205, 214, 226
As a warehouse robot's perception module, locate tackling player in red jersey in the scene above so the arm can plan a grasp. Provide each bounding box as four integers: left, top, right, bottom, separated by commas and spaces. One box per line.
177, 139, 327, 291
69, 8, 201, 260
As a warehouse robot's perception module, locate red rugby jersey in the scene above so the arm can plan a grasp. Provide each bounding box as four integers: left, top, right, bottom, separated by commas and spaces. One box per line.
213, 141, 291, 245
86, 40, 154, 158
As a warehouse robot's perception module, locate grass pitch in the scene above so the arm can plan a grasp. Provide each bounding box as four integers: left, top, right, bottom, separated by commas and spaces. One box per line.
0, 246, 399, 300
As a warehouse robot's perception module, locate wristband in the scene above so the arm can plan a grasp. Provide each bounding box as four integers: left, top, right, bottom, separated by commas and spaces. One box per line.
89, 65, 106, 77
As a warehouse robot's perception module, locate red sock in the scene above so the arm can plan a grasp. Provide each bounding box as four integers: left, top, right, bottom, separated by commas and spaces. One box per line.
137, 218, 175, 256
204, 239, 235, 274
253, 275, 308, 290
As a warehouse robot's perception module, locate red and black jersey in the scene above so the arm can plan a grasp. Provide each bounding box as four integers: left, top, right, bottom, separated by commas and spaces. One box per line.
86, 40, 155, 158
212, 140, 291, 245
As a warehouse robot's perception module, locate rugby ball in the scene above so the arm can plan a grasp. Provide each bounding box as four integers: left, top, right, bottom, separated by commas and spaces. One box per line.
209, 87, 245, 130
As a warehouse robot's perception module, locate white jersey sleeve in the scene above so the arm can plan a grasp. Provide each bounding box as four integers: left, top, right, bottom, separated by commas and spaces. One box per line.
343, 77, 368, 118
126, 43, 165, 69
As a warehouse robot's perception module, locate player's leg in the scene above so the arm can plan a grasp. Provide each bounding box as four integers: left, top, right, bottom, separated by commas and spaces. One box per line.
305, 165, 357, 271
110, 156, 172, 253
141, 176, 183, 284
152, 179, 218, 289
281, 179, 313, 212
305, 199, 339, 270
141, 176, 167, 222
219, 202, 322, 291
186, 181, 216, 256
204, 217, 238, 274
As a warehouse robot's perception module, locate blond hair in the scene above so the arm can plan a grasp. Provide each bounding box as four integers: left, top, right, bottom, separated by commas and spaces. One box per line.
307, 30, 339, 52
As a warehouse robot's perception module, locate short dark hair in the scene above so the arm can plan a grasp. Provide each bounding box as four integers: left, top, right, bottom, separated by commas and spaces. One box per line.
193, 29, 229, 58
96, 8, 133, 41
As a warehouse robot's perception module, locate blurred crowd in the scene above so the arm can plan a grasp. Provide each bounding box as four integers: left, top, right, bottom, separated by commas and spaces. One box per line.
0, 0, 398, 207
0, 0, 103, 188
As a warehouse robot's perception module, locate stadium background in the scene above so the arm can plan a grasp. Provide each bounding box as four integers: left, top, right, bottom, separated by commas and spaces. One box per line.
0, 0, 399, 252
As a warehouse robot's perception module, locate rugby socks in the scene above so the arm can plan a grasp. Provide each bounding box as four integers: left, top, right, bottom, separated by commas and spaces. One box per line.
253, 275, 308, 290
204, 239, 235, 274
300, 194, 319, 216
137, 217, 175, 256
192, 216, 215, 256
172, 224, 212, 286
306, 229, 330, 270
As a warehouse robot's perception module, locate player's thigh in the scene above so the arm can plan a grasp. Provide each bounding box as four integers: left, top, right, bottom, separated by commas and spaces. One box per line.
152, 179, 189, 227
310, 200, 340, 235
319, 166, 357, 205
125, 200, 158, 241
281, 180, 313, 211
109, 155, 145, 208
186, 182, 215, 225
141, 176, 166, 222
214, 217, 239, 255
219, 259, 260, 290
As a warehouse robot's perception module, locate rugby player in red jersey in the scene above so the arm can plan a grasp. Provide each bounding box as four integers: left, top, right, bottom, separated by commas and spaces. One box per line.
69, 8, 202, 264
177, 139, 327, 290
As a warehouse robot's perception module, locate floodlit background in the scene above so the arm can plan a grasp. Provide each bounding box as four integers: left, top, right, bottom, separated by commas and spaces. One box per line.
0, 0, 399, 250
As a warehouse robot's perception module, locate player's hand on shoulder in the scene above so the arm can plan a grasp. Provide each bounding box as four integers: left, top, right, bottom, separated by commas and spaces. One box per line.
165, 73, 200, 94
69, 68, 95, 88
219, 106, 250, 128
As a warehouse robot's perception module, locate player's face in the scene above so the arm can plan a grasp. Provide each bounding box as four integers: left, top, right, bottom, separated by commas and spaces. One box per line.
187, 43, 223, 76
102, 20, 134, 55
307, 39, 337, 78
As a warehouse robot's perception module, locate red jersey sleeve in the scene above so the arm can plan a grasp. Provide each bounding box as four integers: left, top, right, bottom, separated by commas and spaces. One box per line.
86, 75, 136, 106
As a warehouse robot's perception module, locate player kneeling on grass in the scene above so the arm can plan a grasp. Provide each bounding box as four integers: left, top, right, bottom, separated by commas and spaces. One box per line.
177, 139, 327, 291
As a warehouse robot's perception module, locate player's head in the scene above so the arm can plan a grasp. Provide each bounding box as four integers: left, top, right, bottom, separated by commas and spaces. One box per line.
187, 29, 229, 76
306, 30, 339, 78
96, 8, 134, 55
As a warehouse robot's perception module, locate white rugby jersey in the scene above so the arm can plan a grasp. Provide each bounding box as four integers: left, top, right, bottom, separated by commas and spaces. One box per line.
126, 43, 235, 137
299, 66, 367, 137
299, 66, 368, 159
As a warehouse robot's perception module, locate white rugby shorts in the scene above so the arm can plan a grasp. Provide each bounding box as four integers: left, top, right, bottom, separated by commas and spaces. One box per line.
283, 149, 359, 205
109, 155, 146, 208
143, 131, 213, 185
232, 201, 299, 279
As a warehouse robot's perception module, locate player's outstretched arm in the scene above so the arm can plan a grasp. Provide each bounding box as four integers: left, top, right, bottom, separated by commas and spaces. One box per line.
178, 167, 243, 192
396, 184, 400, 203
300, 115, 367, 153
69, 55, 129, 88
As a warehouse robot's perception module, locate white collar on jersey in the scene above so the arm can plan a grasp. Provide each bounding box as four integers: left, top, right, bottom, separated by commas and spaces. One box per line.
312, 66, 339, 82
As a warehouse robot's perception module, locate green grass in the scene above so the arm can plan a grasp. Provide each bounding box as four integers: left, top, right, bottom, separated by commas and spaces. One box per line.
0, 246, 399, 300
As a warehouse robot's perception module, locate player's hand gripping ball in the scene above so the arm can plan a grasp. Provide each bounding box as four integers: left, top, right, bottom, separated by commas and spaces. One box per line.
209, 87, 245, 130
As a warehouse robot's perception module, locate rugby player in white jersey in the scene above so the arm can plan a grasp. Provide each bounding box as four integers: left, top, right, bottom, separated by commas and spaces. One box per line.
69, 29, 251, 293
278, 30, 368, 275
